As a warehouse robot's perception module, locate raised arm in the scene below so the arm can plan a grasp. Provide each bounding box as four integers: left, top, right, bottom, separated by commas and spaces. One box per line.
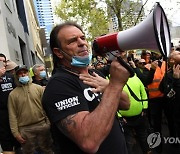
0, 66, 6, 77
56, 59, 130, 153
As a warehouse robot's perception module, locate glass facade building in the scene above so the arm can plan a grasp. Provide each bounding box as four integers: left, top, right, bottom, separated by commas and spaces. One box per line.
33, 0, 54, 42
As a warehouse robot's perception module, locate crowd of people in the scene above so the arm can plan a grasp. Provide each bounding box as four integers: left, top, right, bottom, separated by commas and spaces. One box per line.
0, 21, 180, 154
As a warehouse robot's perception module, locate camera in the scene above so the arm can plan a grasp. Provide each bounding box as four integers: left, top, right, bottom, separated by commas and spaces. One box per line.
127, 54, 134, 62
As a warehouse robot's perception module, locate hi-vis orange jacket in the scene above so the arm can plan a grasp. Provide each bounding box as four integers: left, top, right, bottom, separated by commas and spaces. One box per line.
146, 61, 166, 99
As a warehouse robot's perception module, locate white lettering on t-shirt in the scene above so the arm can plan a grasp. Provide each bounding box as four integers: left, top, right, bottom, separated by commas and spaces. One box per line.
55, 96, 80, 111
84, 88, 98, 101
1, 83, 13, 92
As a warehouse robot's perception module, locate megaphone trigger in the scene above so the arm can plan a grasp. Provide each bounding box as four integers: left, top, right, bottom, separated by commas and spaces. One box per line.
117, 57, 135, 77
101, 47, 109, 57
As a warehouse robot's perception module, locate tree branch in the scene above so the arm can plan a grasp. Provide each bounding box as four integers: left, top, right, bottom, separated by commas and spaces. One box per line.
134, 0, 149, 25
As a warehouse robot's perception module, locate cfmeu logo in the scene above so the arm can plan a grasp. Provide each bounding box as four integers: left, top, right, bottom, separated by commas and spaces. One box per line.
147, 132, 161, 148
84, 88, 99, 101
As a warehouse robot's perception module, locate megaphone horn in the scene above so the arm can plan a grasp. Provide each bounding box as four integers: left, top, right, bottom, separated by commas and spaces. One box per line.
92, 2, 171, 59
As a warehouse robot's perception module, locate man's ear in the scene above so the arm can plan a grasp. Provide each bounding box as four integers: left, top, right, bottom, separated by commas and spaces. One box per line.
34, 72, 38, 76
53, 48, 63, 59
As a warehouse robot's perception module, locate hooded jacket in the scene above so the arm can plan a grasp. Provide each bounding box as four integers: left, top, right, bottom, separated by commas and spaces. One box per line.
8, 73, 46, 137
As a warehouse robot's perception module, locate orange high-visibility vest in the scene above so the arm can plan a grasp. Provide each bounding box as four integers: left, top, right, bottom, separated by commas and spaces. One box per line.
146, 61, 166, 99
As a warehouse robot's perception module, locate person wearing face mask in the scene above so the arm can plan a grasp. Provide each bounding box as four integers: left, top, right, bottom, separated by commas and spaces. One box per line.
8, 65, 54, 154
42, 21, 130, 154
32, 64, 48, 87
0, 54, 21, 154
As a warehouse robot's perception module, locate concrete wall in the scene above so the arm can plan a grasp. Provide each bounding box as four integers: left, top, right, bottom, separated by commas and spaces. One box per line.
0, 0, 45, 68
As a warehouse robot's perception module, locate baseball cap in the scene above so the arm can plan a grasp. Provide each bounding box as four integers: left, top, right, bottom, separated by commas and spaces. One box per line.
6, 60, 18, 71
15, 65, 28, 74
146, 51, 151, 54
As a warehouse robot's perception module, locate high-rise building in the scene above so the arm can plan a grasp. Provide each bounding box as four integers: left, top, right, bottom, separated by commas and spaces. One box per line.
33, 0, 55, 42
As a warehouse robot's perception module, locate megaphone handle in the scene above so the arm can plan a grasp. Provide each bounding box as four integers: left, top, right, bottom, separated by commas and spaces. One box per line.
117, 57, 134, 77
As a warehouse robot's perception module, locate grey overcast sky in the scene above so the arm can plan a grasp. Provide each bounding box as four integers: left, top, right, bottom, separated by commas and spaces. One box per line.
142, 0, 180, 26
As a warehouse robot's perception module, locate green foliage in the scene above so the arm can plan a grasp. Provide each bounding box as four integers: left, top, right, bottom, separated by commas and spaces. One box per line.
105, 0, 145, 31
55, 0, 146, 41
55, 0, 109, 42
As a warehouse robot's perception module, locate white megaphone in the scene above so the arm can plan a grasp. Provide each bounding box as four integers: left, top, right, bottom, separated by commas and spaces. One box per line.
92, 2, 171, 59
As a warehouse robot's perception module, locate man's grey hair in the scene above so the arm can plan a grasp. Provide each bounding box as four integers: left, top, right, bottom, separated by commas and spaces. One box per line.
32, 64, 45, 74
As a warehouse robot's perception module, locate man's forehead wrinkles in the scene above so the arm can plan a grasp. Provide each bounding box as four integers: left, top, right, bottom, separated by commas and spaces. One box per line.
66, 34, 85, 42
68, 35, 77, 40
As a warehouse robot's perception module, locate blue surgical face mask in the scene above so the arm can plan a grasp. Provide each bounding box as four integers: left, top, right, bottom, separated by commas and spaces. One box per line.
40, 71, 46, 78
71, 53, 92, 67
19, 76, 30, 84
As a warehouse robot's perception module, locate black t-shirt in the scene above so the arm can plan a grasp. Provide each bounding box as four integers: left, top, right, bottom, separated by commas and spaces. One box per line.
0, 72, 16, 110
42, 67, 127, 154
32, 76, 49, 87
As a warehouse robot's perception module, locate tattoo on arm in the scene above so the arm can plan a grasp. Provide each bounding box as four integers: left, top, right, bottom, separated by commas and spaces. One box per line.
56, 114, 77, 136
